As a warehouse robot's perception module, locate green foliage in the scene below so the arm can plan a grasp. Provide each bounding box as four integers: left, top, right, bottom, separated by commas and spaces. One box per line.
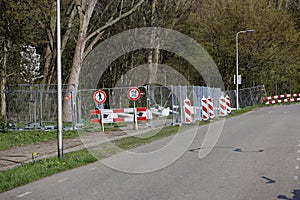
184, 0, 300, 95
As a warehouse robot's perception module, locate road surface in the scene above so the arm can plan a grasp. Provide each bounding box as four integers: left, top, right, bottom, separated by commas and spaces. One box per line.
1, 105, 300, 200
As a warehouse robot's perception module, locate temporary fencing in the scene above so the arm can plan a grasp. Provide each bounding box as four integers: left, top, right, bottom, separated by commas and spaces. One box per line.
78, 86, 225, 128
4, 84, 250, 130
5, 84, 77, 129
226, 85, 266, 108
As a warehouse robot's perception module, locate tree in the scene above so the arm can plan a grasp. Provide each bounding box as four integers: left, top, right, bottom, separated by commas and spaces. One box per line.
0, 0, 46, 126
185, 0, 300, 94
62, 0, 145, 121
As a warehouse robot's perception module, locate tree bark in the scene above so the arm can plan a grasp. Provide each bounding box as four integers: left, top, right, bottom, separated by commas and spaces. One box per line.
0, 40, 9, 124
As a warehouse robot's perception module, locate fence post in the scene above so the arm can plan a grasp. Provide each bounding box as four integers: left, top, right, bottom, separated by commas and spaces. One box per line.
39, 84, 43, 128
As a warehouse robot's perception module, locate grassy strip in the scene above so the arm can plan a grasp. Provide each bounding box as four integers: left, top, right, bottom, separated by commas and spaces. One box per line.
0, 149, 97, 193
0, 126, 182, 193
229, 104, 267, 116
0, 130, 79, 151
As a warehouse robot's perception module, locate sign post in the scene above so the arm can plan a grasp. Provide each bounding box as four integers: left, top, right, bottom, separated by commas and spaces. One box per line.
127, 87, 141, 130
93, 90, 107, 131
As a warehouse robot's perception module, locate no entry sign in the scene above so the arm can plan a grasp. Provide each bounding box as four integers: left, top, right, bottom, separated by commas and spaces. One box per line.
93, 90, 107, 104
127, 87, 141, 101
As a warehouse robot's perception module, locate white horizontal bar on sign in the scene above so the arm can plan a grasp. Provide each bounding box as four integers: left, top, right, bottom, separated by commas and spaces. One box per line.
123, 108, 134, 113
118, 113, 134, 118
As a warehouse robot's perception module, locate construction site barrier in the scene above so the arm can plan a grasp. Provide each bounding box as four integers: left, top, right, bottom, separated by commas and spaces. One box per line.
90, 107, 147, 131
263, 93, 300, 105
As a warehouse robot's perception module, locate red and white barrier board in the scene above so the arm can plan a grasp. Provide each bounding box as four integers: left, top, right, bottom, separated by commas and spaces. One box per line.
207, 96, 215, 119
90, 107, 147, 131
184, 98, 192, 124
225, 95, 231, 114
265, 97, 300, 105
263, 93, 300, 101
219, 96, 227, 116
201, 97, 209, 121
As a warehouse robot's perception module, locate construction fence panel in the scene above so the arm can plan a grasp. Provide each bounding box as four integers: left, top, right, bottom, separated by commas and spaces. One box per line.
6, 84, 76, 129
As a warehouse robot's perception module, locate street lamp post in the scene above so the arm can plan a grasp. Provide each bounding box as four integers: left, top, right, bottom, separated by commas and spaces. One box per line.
57, 0, 63, 158
235, 29, 255, 110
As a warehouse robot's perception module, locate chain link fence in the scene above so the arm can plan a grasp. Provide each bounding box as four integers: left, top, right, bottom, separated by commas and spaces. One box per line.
77, 86, 224, 128
4, 84, 266, 130
225, 85, 266, 109
6, 84, 76, 129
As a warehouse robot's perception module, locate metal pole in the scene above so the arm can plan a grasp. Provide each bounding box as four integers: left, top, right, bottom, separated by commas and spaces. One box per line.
236, 32, 240, 110
39, 84, 43, 128
235, 30, 254, 110
57, 0, 63, 158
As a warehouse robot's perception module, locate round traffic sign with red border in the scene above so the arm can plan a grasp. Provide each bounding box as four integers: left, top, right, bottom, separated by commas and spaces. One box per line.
93, 90, 107, 104
127, 87, 141, 101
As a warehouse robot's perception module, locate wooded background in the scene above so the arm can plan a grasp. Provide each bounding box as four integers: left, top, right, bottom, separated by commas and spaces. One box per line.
1, 0, 300, 122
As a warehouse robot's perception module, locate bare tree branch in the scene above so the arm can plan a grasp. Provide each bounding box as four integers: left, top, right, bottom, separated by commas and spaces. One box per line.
84, 0, 145, 45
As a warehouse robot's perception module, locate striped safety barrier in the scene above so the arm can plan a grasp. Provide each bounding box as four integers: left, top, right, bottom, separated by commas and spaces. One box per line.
219, 96, 227, 116
90, 107, 147, 131
201, 97, 209, 121
225, 95, 231, 114
263, 93, 300, 101
265, 97, 300, 105
184, 98, 192, 124
207, 96, 215, 119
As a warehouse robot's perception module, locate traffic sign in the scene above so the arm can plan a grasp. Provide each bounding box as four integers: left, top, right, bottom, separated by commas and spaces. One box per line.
93, 90, 107, 104
127, 87, 141, 101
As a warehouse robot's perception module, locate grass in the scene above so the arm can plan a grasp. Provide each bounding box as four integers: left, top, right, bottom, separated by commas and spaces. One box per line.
0, 149, 97, 193
0, 130, 79, 151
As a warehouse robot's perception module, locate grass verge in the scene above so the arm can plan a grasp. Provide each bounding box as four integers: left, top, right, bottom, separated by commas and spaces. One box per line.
0, 130, 79, 151
0, 126, 182, 193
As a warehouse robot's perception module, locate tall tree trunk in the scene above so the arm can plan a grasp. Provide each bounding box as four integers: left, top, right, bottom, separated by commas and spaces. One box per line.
147, 0, 159, 84
0, 40, 9, 125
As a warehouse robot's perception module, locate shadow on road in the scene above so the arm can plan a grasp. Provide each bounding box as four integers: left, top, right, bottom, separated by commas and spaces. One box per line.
189, 146, 235, 152
278, 190, 300, 200
261, 176, 276, 184
189, 147, 264, 153
233, 148, 264, 153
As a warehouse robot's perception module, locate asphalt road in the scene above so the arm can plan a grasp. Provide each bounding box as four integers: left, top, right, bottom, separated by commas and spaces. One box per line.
1, 105, 300, 200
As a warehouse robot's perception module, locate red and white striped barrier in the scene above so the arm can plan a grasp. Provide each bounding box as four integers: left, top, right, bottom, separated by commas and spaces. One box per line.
184, 98, 192, 124
225, 95, 231, 114
201, 97, 209, 121
263, 93, 300, 101
90, 107, 147, 131
207, 96, 214, 119
219, 96, 227, 116
265, 98, 300, 105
